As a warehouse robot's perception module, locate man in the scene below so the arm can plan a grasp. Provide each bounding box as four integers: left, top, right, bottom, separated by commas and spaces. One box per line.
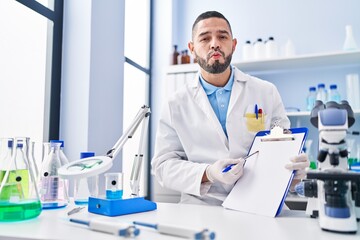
152, 11, 308, 205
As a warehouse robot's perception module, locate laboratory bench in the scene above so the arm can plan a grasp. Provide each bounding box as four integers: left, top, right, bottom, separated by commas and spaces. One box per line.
0, 201, 359, 240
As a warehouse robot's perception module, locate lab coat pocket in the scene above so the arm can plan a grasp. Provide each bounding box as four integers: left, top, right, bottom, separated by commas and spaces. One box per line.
244, 113, 265, 132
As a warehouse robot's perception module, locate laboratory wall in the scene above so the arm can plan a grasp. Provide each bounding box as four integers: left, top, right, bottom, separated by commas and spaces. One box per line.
170, 0, 360, 109
151, 0, 360, 148
61, 0, 125, 193
150, 0, 360, 199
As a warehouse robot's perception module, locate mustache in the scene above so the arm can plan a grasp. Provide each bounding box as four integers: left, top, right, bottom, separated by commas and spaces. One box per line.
207, 49, 225, 60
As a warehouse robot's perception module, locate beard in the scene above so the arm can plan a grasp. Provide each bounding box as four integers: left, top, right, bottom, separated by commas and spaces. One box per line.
195, 49, 232, 74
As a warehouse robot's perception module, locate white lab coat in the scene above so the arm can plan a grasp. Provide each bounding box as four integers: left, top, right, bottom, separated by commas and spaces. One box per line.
152, 66, 290, 205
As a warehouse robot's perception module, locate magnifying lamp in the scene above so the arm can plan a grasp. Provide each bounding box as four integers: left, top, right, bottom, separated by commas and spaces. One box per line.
58, 105, 156, 216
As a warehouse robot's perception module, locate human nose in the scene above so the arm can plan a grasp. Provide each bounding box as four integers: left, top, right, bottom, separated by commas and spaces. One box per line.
210, 38, 220, 50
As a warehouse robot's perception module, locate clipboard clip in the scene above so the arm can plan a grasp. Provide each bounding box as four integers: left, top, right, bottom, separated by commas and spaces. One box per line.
260, 126, 295, 142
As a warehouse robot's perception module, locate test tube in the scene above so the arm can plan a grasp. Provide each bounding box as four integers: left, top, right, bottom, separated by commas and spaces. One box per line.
105, 173, 123, 199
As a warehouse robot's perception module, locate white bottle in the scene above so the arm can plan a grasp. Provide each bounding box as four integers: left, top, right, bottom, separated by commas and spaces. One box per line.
343, 25, 358, 51
265, 37, 278, 59
284, 39, 295, 57
306, 86, 317, 111
328, 84, 341, 103
242, 40, 253, 61
253, 38, 265, 60
316, 83, 327, 103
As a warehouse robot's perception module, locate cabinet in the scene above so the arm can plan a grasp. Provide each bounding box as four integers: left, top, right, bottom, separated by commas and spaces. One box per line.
153, 50, 360, 203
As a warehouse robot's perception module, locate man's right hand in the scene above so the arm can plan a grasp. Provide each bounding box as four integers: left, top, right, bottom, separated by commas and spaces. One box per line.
204, 158, 245, 185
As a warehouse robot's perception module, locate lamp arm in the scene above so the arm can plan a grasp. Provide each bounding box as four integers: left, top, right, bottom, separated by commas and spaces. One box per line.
130, 111, 150, 197
106, 105, 150, 159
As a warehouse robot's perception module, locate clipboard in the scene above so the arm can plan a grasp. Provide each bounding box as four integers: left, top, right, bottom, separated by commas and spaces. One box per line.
222, 127, 308, 217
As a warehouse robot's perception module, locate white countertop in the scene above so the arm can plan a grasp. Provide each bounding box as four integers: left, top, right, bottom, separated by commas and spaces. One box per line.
0, 201, 359, 240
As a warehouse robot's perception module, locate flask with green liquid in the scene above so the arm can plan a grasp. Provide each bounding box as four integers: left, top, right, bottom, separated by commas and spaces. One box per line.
0, 137, 42, 221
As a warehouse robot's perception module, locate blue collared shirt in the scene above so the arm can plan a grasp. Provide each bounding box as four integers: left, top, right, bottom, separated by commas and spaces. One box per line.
199, 67, 234, 137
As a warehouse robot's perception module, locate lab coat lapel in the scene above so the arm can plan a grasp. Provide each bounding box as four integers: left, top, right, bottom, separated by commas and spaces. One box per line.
191, 74, 229, 149
227, 69, 246, 117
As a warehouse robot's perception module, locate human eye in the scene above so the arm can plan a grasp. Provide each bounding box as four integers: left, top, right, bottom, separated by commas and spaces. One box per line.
199, 37, 209, 42
219, 35, 228, 40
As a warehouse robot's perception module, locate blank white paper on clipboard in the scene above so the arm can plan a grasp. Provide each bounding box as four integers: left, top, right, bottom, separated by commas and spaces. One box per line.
222, 127, 308, 217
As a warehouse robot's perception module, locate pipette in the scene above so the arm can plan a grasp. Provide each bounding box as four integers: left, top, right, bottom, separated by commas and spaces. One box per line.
133, 221, 215, 239
70, 218, 140, 237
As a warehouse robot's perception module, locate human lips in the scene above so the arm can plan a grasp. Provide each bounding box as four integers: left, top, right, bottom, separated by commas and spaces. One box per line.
209, 51, 224, 60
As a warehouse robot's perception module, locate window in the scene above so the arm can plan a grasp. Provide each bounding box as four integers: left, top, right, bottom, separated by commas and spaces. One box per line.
0, 0, 63, 162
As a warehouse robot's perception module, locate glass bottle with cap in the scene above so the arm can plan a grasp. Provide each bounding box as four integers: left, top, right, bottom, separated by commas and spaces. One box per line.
306, 86, 317, 111
49, 140, 69, 166
0, 137, 42, 221
73, 152, 99, 204
39, 141, 68, 208
328, 84, 341, 103
316, 83, 327, 103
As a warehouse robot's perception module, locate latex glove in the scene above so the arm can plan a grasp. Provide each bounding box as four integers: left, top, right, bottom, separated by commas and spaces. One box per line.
206, 158, 245, 185
285, 153, 310, 180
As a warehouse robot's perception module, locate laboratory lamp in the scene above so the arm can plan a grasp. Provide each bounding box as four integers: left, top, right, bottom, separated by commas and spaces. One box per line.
58, 105, 156, 216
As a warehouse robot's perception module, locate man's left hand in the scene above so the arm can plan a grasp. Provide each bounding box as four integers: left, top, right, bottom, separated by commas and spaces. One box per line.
285, 153, 310, 179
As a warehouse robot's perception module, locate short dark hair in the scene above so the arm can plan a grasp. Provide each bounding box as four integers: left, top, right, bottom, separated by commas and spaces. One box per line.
192, 11, 233, 39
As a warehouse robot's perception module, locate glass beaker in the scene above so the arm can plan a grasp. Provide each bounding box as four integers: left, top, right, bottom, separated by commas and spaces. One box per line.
348, 139, 360, 171
105, 172, 123, 199
39, 141, 68, 208
0, 137, 42, 221
305, 139, 317, 169
73, 152, 98, 205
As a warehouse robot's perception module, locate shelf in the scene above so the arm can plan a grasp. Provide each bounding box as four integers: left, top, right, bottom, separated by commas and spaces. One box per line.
287, 109, 360, 117
167, 50, 360, 75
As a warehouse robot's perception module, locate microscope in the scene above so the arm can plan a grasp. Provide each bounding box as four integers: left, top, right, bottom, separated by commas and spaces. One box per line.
301, 100, 360, 233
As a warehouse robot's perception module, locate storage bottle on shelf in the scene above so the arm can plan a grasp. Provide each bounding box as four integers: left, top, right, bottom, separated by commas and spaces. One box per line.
343, 25, 358, 51
328, 84, 341, 103
316, 83, 327, 103
171, 45, 179, 65
253, 38, 265, 60
242, 40, 253, 61
265, 36, 278, 59
306, 86, 317, 111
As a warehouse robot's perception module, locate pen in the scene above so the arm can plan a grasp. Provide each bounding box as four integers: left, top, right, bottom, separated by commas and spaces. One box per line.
70, 218, 140, 237
133, 221, 215, 239
255, 104, 258, 119
222, 150, 260, 173
258, 108, 263, 123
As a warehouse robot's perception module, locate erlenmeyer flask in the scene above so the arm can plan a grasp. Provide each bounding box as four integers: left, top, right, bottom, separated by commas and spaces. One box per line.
42, 142, 51, 163
28, 141, 39, 179
39, 142, 68, 208
0, 138, 13, 170
0, 137, 42, 221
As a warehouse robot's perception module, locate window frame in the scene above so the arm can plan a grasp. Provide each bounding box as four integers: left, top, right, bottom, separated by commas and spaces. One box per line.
15, 0, 64, 140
